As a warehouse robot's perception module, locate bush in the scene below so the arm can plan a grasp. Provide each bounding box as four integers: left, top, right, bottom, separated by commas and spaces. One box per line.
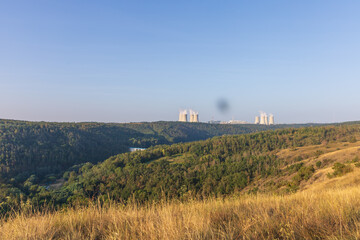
287, 163, 304, 174
352, 156, 360, 163
327, 162, 353, 178
291, 165, 315, 186
314, 150, 324, 158
316, 161, 322, 168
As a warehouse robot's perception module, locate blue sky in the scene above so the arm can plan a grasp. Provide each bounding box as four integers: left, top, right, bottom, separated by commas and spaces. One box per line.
1, 1, 360, 123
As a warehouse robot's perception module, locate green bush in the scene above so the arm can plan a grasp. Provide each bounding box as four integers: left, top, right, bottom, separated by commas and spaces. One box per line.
314, 150, 324, 158
291, 165, 315, 186
316, 161, 322, 168
327, 162, 353, 178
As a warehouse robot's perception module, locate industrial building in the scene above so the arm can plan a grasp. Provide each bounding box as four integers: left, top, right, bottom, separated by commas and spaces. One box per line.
255, 112, 274, 125
208, 120, 221, 124
269, 114, 274, 125
221, 120, 249, 124
189, 110, 199, 123
178, 110, 188, 122
179, 109, 199, 123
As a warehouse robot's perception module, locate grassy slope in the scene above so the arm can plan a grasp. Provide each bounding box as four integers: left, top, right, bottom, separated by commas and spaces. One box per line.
1, 186, 360, 239
240, 139, 360, 194
153, 138, 360, 196
146, 134, 360, 194
3, 139, 360, 239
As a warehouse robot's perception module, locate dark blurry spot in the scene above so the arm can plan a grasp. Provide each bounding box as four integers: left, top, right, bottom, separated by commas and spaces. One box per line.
217, 98, 229, 114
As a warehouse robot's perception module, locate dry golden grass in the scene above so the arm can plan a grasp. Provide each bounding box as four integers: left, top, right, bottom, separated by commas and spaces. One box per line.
2, 186, 360, 240
245, 140, 360, 193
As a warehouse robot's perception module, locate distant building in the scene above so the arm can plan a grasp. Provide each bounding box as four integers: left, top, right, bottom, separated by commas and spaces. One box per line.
208, 120, 221, 124
179, 109, 199, 122
129, 147, 146, 152
179, 110, 188, 122
269, 114, 274, 125
256, 112, 275, 125
189, 110, 199, 123
221, 120, 249, 124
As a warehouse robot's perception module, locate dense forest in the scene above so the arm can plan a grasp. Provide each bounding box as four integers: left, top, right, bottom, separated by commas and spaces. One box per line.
0, 119, 317, 182
1, 122, 358, 215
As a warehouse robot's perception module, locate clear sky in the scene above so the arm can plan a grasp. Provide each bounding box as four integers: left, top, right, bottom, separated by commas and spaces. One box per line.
1, 1, 360, 123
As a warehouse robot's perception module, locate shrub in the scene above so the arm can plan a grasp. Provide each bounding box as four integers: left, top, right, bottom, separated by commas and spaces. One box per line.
314, 150, 324, 158
316, 161, 322, 168
287, 163, 304, 174
352, 156, 360, 163
297, 165, 315, 181
327, 162, 353, 178
291, 165, 315, 187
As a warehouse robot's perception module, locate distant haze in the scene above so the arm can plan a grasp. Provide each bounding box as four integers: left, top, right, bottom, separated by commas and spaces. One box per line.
1, 1, 360, 123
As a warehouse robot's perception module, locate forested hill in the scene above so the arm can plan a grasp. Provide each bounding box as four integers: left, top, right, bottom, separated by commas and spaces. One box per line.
2, 123, 357, 215
54, 124, 360, 205
0, 121, 360, 215
0, 119, 318, 181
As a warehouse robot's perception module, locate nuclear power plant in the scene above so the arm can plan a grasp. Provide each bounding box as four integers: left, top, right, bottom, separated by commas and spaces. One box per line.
179, 109, 199, 122
179, 109, 273, 125
255, 112, 274, 125
189, 110, 199, 122
178, 110, 188, 122
269, 114, 274, 125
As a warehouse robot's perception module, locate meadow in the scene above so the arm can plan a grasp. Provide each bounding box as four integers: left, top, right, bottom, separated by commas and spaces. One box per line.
2, 184, 360, 240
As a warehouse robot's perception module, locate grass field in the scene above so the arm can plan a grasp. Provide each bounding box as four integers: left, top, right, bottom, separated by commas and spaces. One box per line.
2, 183, 360, 239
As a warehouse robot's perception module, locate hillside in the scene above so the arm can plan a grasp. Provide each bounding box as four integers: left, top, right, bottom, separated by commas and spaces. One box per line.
1, 123, 358, 215
2, 124, 360, 238
59, 124, 359, 204
0, 119, 317, 182
3, 155, 360, 239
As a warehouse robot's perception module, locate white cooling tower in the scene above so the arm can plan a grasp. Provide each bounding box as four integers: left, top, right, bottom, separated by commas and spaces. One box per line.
269, 114, 274, 125
189, 110, 199, 123
260, 115, 265, 125
189, 114, 194, 122
179, 110, 188, 122
193, 113, 199, 122
264, 114, 268, 125
255, 116, 260, 124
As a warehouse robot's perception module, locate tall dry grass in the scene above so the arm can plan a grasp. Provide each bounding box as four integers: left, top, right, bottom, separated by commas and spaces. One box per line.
2, 187, 360, 239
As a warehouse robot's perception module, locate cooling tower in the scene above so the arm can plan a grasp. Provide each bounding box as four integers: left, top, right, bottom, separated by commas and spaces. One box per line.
179, 110, 188, 122
189, 114, 194, 122
264, 114, 268, 125
269, 114, 274, 125
255, 116, 260, 124
260, 115, 265, 125
193, 113, 199, 122
189, 110, 199, 122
